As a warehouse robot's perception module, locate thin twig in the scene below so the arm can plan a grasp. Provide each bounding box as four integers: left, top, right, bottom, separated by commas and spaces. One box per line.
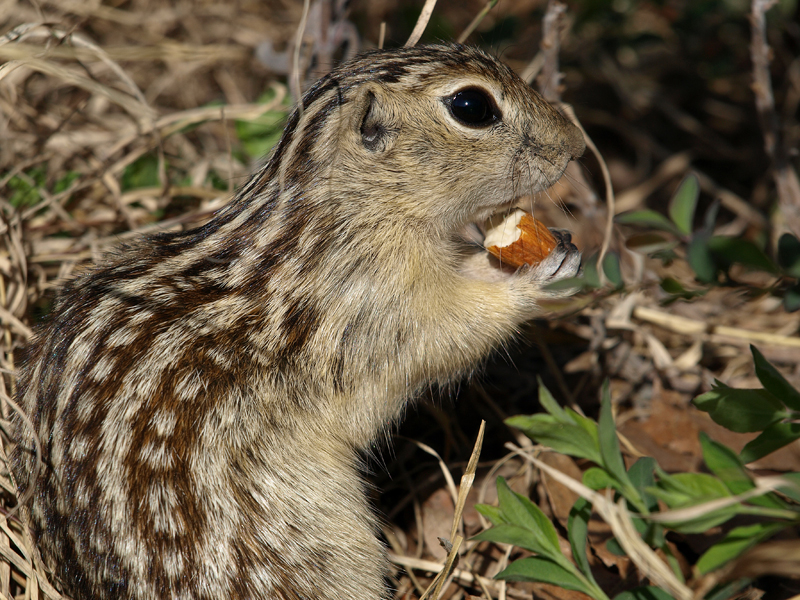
560, 105, 616, 283
750, 0, 800, 236
0, 41, 249, 63
0, 55, 155, 122
521, 51, 545, 85
405, 0, 438, 48
449, 420, 484, 542
292, 0, 312, 113
457, 0, 499, 44
419, 535, 463, 600
378, 22, 386, 50
536, 0, 567, 103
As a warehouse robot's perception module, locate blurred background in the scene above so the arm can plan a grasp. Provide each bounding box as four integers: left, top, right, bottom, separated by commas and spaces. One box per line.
1, 1, 799, 599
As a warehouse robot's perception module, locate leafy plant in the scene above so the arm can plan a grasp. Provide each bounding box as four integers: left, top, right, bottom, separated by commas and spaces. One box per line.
121, 154, 161, 191
474, 478, 609, 599
235, 88, 291, 159
2, 167, 79, 208
474, 346, 800, 599
694, 345, 800, 465
615, 173, 800, 310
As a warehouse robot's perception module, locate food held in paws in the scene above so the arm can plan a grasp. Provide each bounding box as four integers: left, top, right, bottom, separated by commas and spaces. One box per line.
484, 209, 558, 267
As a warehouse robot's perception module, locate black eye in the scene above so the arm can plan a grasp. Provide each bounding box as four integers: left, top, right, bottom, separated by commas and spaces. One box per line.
448, 88, 497, 126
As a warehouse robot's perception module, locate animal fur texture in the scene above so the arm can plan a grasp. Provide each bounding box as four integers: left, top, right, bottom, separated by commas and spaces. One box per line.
12, 44, 584, 599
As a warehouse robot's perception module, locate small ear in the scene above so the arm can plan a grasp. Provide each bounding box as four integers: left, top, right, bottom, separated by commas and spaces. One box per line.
358, 89, 397, 152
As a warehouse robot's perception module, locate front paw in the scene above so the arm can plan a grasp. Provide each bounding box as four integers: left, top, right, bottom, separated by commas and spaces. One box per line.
527, 229, 581, 281
512, 228, 582, 305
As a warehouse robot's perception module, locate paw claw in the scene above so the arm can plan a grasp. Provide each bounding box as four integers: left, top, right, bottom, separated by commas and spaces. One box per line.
549, 228, 573, 245
526, 234, 581, 283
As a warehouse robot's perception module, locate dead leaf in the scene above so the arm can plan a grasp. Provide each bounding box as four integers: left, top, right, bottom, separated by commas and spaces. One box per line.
539, 452, 582, 527
422, 488, 455, 561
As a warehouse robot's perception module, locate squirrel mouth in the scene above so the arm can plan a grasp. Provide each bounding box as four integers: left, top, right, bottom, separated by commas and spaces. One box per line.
462, 200, 521, 246
465, 197, 534, 243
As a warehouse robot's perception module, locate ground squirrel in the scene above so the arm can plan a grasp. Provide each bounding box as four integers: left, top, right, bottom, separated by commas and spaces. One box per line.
11, 44, 584, 600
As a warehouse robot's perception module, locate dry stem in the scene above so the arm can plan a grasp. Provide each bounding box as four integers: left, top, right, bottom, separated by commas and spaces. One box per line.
405, 0, 438, 48
750, 0, 800, 236
537, 0, 567, 103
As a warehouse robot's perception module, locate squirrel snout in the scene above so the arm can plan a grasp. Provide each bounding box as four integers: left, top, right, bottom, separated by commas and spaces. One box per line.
563, 119, 586, 161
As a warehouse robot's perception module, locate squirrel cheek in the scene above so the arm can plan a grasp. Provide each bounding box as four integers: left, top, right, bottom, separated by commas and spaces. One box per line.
483, 209, 557, 268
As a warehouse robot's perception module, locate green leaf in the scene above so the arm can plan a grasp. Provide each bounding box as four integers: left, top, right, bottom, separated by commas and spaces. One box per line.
655, 506, 739, 535
707, 236, 778, 274
598, 381, 636, 497
785, 283, 800, 312
472, 523, 545, 553
566, 407, 601, 446
537, 379, 570, 422
568, 498, 594, 580
497, 557, 593, 595
696, 522, 784, 574
659, 277, 704, 300
7, 175, 41, 207
688, 232, 717, 283
478, 480, 610, 600
625, 233, 679, 255
650, 471, 738, 533
654, 471, 732, 505
669, 173, 699, 236
616, 210, 681, 235
700, 433, 753, 495
629, 515, 648, 537
778, 233, 800, 277
627, 457, 658, 512
495, 478, 561, 555
660, 277, 686, 294
235, 89, 290, 159
613, 586, 676, 600
583, 467, 617, 491
704, 580, 752, 600
506, 414, 603, 464
751, 345, 800, 410
6, 166, 48, 208
475, 503, 505, 526
699, 433, 786, 509
606, 537, 626, 556
740, 421, 800, 463
236, 115, 286, 158
603, 251, 623, 288
701, 199, 721, 234
650, 248, 678, 264
663, 546, 685, 583
692, 387, 788, 432
775, 473, 800, 503
121, 154, 160, 191
53, 171, 80, 194
582, 253, 602, 289
644, 520, 666, 548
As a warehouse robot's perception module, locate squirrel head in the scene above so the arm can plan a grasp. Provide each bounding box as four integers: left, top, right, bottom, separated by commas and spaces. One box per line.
270, 44, 584, 236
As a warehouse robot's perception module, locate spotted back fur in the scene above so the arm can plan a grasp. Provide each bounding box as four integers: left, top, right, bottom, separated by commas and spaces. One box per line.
12, 44, 584, 600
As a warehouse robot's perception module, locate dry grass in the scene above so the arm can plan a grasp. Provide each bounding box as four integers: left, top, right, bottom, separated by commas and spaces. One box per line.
0, 2, 294, 596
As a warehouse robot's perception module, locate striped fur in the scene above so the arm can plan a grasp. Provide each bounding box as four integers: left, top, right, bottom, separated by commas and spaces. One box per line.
12, 44, 584, 600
